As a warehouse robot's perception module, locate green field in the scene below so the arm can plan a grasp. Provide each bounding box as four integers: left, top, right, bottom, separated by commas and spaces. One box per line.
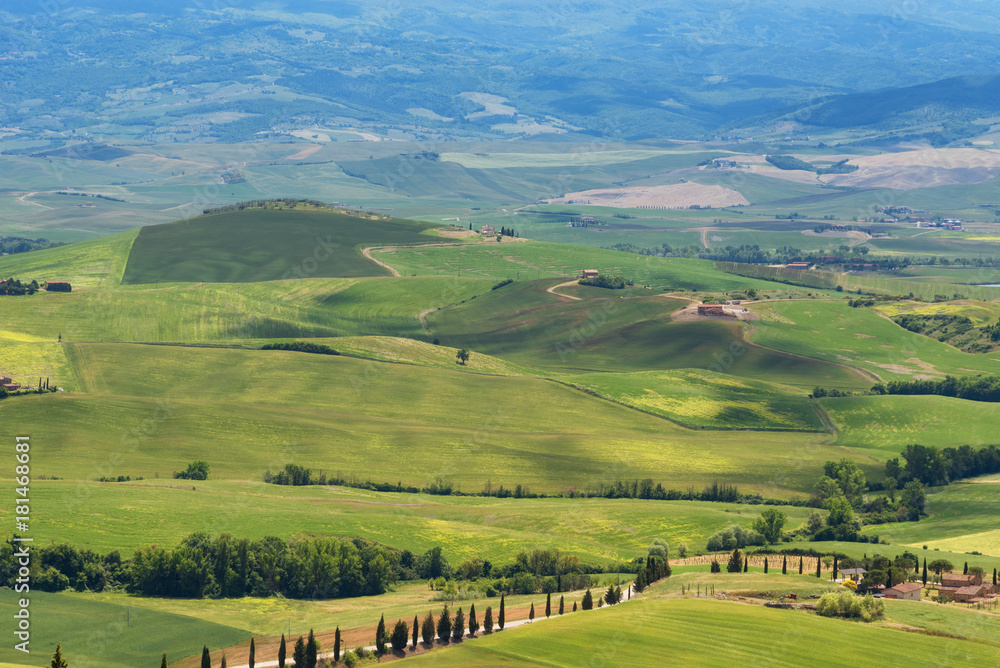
403, 596, 1000, 667
121, 207, 451, 284
0, 590, 250, 668
0, 228, 137, 288
0, 342, 862, 494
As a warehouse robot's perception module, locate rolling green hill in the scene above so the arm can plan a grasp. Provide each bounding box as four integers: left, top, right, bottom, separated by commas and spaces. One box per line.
120, 206, 450, 284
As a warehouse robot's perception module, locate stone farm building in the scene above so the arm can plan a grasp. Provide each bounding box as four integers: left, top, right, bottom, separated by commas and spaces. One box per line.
580, 269, 599, 279
0, 375, 20, 392
942, 574, 982, 588
480, 225, 496, 235
883, 582, 922, 601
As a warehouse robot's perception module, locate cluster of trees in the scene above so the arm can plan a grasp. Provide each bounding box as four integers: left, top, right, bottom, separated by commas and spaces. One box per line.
883, 444, 1000, 487
0, 236, 61, 255
806, 459, 924, 537
872, 375, 1000, 403
491, 278, 513, 290
260, 342, 339, 356
578, 274, 633, 289
0, 533, 415, 599
495, 226, 517, 238
631, 551, 672, 593
0, 278, 39, 296
202, 199, 334, 214
816, 591, 884, 621
174, 460, 210, 481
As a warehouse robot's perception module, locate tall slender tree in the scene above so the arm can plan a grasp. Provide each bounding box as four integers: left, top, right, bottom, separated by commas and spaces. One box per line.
484, 606, 493, 633
278, 634, 286, 668
201, 646, 211, 668
412, 615, 419, 649
582, 589, 594, 610
764, 557, 769, 574
376, 615, 387, 655
452, 607, 465, 641
422, 611, 435, 644
292, 636, 306, 667
964, 562, 969, 575
437, 605, 452, 642
782, 556, 787, 575
469, 603, 479, 636
306, 629, 318, 668
499, 594, 506, 629
545, 592, 552, 618
559, 595, 565, 615
529, 602, 535, 622
799, 557, 803, 575
220, 654, 227, 668
249, 638, 255, 668
922, 559, 928, 586
161, 652, 168, 668
816, 558, 822, 578
832, 556, 839, 581
333, 628, 341, 662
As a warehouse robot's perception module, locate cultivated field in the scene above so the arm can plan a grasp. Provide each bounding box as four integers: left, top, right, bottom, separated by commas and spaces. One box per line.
543, 182, 750, 209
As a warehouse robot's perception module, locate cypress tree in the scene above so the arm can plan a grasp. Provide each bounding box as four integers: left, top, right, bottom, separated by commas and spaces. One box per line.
412, 615, 419, 648
306, 629, 318, 668
545, 592, 551, 618
249, 638, 255, 668
333, 628, 341, 662
484, 606, 493, 633
221, 654, 227, 668
292, 636, 306, 667
421, 612, 435, 644
529, 602, 535, 622
376, 614, 387, 655
964, 562, 968, 575
832, 556, 838, 581
764, 557, 768, 574
437, 605, 452, 642
469, 603, 479, 636
201, 646, 211, 668
914, 559, 919, 575
499, 594, 506, 629
581, 589, 593, 610
278, 634, 286, 668
559, 595, 565, 615
391, 619, 409, 652
993, 568, 997, 586
51, 644, 69, 668
452, 607, 465, 641
743, 558, 748, 573
799, 557, 803, 575
161, 652, 168, 668
923, 559, 928, 586
573, 601, 578, 612
782, 556, 787, 575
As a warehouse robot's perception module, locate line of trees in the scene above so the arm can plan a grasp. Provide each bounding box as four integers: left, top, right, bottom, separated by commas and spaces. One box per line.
578, 274, 633, 289
884, 443, 1000, 487
873, 375, 1000, 403
260, 342, 340, 356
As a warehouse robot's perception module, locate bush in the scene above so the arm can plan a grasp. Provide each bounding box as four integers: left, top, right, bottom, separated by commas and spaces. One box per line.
174, 461, 210, 481
816, 592, 884, 622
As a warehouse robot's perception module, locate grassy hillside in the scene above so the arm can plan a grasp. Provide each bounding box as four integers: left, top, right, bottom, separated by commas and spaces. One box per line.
564, 369, 825, 431
5, 480, 814, 563
750, 299, 1000, 381
402, 596, 1000, 667
0, 228, 137, 288
0, 590, 249, 668
121, 206, 449, 284
823, 395, 1000, 457
1, 343, 859, 494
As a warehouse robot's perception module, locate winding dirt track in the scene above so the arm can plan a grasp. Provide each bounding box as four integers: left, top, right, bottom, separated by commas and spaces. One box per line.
546, 280, 582, 301
361, 246, 401, 277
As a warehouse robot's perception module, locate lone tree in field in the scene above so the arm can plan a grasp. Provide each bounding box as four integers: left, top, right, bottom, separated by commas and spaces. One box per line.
782, 556, 787, 575
816, 558, 822, 579
559, 595, 565, 615
799, 557, 803, 575
499, 594, 506, 629
412, 615, 419, 649
391, 619, 409, 652
306, 629, 318, 668
376, 615, 387, 655
751, 508, 787, 544
727, 548, 743, 573
546, 592, 552, 617
278, 634, 286, 668
421, 611, 435, 644
333, 628, 341, 662
469, 603, 479, 636
529, 602, 535, 622
221, 654, 227, 668
581, 589, 594, 610
161, 652, 168, 668
456, 348, 470, 365
437, 605, 452, 642
249, 638, 255, 668
201, 646, 211, 668
484, 606, 494, 633
764, 557, 769, 574
51, 644, 68, 668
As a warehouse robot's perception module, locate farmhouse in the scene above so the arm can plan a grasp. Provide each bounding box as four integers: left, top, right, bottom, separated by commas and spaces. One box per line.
480, 225, 496, 235
0, 375, 20, 392
942, 574, 982, 588
942, 585, 989, 603
580, 269, 599, 279
883, 582, 922, 601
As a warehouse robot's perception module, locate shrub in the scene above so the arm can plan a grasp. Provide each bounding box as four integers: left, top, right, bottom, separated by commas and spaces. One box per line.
816, 592, 884, 622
